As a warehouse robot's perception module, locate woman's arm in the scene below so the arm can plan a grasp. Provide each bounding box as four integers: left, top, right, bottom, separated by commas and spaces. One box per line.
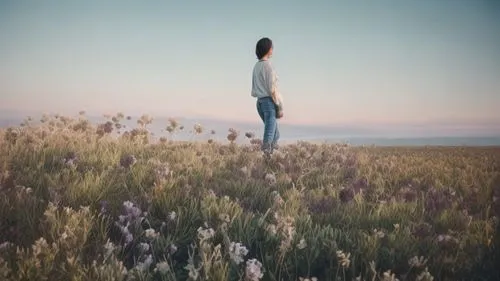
264, 63, 282, 106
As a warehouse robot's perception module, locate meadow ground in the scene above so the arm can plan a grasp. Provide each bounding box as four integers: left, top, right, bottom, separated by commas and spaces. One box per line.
0, 113, 499, 281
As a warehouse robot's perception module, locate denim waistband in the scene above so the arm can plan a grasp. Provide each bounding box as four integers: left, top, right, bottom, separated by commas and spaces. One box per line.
258, 96, 272, 100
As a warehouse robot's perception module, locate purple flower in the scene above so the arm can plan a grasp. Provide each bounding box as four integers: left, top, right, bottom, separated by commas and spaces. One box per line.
99, 200, 109, 214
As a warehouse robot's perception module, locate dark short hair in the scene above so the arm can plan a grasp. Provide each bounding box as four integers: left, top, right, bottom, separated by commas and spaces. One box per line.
255, 37, 273, 60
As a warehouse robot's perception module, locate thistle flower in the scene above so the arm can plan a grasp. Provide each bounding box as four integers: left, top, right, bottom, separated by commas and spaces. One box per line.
227, 128, 239, 143
120, 154, 137, 168
229, 242, 249, 265
245, 258, 264, 281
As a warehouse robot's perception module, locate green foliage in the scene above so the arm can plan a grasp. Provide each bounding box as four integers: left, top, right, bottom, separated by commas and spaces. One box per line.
0, 113, 499, 281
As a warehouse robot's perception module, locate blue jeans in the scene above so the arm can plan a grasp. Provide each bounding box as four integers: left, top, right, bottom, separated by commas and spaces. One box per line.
257, 96, 280, 152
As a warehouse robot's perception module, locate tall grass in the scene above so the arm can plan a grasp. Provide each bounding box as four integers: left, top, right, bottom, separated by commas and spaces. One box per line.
0, 112, 499, 281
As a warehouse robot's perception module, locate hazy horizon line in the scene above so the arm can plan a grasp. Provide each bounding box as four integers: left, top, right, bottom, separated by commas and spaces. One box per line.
1, 108, 499, 128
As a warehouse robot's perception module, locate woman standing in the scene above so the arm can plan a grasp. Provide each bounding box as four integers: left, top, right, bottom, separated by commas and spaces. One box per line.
251, 37, 284, 157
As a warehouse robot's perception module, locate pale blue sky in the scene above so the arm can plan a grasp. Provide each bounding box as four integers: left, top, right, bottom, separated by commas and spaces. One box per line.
1, 0, 499, 126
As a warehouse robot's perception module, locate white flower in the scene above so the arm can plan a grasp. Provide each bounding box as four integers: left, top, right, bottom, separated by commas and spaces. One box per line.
266, 224, 277, 236
168, 211, 176, 221
185, 263, 199, 280
0, 242, 12, 251
265, 173, 277, 186
197, 226, 215, 241
136, 254, 153, 272
145, 228, 158, 239
229, 242, 249, 265
103, 240, 115, 259
299, 277, 318, 281
118, 215, 127, 224
155, 261, 170, 274
123, 201, 134, 210
169, 244, 178, 254
138, 242, 150, 253
297, 238, 307, 250
245, 258, 264, 281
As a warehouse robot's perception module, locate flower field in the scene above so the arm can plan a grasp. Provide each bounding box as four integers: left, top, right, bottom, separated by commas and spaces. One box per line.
0, 113, 499, 281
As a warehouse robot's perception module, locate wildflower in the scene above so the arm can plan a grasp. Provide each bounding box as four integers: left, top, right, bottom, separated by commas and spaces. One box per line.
266, 224, 277, 236
122, 201, 142, 219
245, 258, 264, 281
229, 242, 249, 265
273, 193, 284, 207
136, 254, 153, 272
336, 250, 351, 268
168, 211, 176, 221
145, 228, 158, 239
240, 166, 250, 177
207, 189, 217, 198
155, 261, 171, 274
125, 233, 134, 245
245, 132, 255, 139
123, 200, 134, 211
193, 123, 203, 134
118, 215, 127, 224
382, 270, 399, 281
416, 267, 434, 281
185, 263, 200, 280
103, 240, 115, 260
197, 226, 215, 241
120, 154, 137, 168
299, 278, 318, 281
0, 241, 12, 251
169, 244, 178, 254
372, 228, 385, 238
99, 200, 108, 213
264, 173, 277, 186
338, 186, 355, 203
138, 242, 150, 253
219, 213, 231, 223
227, 128, 239, 143
408, 256, 428, 268
297, 238, 307, 250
